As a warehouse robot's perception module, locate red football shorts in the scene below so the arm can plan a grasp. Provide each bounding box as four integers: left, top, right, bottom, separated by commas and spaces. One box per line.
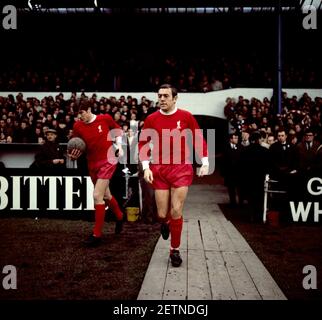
88, 160, 117, 184
150, 164, 193, 190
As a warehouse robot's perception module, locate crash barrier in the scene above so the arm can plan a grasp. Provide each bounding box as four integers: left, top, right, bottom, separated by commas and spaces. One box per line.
263, 174, 287, 224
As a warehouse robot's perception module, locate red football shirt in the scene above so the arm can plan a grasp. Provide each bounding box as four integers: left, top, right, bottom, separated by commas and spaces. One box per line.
73, 114, 121, 166
139, 108, 208, 165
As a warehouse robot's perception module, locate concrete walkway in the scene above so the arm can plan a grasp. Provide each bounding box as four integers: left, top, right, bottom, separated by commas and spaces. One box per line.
137, 184, 286, 300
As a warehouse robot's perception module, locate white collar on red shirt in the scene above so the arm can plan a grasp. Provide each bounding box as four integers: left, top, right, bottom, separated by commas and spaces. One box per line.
87, 114, 97, 124
159, 106, 178, 116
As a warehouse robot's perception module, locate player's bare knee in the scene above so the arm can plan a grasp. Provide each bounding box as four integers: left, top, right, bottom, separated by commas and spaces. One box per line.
171, 206, 183, 218
93, 191, 104, 203
172, 200, 184, 213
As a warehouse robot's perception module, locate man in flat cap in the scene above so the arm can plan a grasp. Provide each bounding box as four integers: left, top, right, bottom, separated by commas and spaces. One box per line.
31, 128, 65, 171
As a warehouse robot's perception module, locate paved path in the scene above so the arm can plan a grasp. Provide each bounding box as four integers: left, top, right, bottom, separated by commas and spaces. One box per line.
137, 184, 286, 300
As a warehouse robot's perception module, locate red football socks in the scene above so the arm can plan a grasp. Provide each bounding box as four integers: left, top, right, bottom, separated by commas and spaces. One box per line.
170, 216, 183, 249
93, 203, 106, 237
105, 196, 123, 221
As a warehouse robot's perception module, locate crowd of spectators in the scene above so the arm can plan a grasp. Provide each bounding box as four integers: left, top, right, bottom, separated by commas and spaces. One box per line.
0, 92, 156, 145
1, 90, 321, 149
222, 91, 322, 221
224, 91, 322, 146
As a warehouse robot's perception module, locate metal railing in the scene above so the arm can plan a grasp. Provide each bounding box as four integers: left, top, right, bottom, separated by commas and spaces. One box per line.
263, 174, 287, 223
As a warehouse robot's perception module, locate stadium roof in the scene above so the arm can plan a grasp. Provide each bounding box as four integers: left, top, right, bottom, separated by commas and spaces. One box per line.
15, 0, 322, 14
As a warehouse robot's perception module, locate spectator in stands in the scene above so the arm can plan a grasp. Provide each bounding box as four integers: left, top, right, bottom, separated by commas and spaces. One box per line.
119, 113, 128, 128
139, 104, 150, 121
311, 133, 322, 176
0, 132, 6, 143
199, 75, 212, 93
177, 77, 188, 93
210, 75, 223, 91
224, 98, 236, 121
64, 114, 74, 130
5, 117, 14, 137
0, 119, 7, 136
241, 130, 250, 147
129, 112, 139, 133
294, 127, 320, 175
13, 120, 31, 143
269, 129, 296, 185
259, 129, 270, 149
267, 133, 276, 147
240, 131, 270, 221
30, 126, 44, 143
221, 133, 242, 207
30, 129, 65, 171
114, 111, 122, 125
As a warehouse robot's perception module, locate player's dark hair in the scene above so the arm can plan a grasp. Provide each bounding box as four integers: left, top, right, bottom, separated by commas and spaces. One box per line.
78, 100, 91, 112
159, 84, 178, 98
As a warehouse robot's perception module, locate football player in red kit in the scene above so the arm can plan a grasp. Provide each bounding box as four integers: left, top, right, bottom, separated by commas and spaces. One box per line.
68, 101, 124, 247
139, 84, 209, 267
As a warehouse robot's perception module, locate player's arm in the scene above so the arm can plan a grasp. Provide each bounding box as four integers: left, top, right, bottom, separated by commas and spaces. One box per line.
138, 118, 154, 184
190, 114, 209, 176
